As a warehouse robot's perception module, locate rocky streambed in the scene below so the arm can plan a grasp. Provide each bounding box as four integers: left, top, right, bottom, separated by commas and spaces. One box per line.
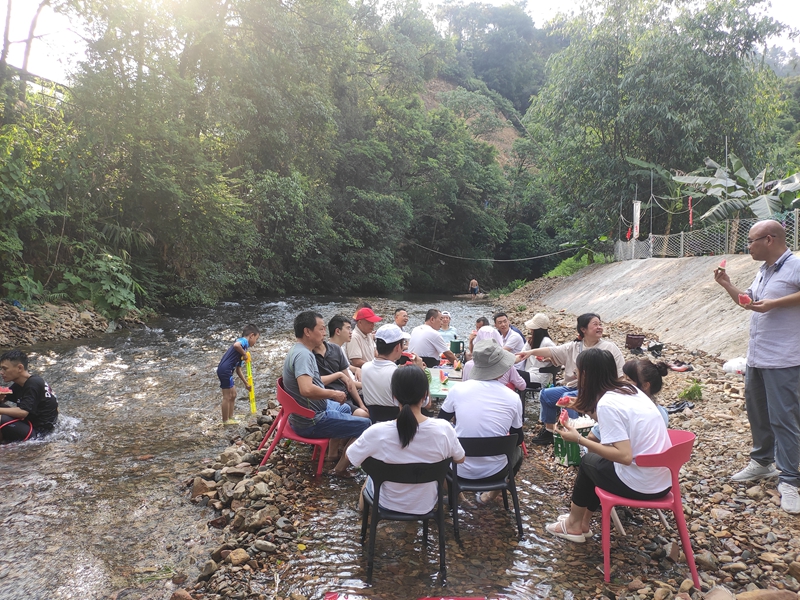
169, 295, 800, 600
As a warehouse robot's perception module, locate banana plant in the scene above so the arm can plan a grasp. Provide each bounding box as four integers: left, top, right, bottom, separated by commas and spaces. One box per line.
672, 154, 800, 223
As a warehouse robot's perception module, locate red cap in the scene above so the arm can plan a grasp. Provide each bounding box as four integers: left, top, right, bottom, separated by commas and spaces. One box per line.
354, 307, 382, 323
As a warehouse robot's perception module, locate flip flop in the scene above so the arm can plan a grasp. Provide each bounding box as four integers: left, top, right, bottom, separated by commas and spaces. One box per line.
545, 520, 586, 543
557, 514, 593, 537
475, 492, 499, 505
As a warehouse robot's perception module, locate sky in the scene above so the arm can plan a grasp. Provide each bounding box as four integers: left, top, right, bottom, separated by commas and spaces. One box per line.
2, 0, 799, 85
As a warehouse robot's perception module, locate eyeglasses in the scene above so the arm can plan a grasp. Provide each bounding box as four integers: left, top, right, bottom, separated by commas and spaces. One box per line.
746, 235, 771, 246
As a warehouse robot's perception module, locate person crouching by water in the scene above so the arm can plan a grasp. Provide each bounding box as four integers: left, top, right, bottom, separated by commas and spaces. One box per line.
347, 366, 465, 513
546, 348, 671, 542
0, 350, 59, 443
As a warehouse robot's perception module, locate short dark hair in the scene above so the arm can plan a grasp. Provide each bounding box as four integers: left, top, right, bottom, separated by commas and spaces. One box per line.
355, 301, 372, 311
492, 312, 508, 323
394, 308, 407, 316
425, 309, 440, 322
0, 349, 28, 370
328, 315, 349, 338
623, 359, 669, 397
376, 338, 403, 357
242, 324, 260, 337
573, 348, 635, 414
476, 317, 490, 328
294, 311, 323, 338
391, 366, 430, 448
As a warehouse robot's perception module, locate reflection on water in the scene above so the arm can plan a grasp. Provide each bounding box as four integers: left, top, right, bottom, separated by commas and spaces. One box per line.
0, 296, 506, 599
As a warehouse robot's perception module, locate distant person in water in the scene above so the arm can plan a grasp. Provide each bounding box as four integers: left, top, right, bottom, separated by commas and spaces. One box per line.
216, 324, 260, 424
0, 350, 59, 443
469, 278, 480, 298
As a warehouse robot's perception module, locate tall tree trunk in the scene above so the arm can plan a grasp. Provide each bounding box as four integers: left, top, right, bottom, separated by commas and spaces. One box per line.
18, 0, 52, 102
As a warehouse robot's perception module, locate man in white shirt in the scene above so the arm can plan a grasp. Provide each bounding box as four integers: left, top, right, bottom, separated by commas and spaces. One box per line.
362, 324, 412, 408
438, 339, 524, 503
346, 307, 382, 368
393, 308, 409, 331
409, 309, 456, 367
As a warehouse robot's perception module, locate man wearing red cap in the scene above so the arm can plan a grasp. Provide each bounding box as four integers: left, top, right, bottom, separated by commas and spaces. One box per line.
346, 307, 382, 368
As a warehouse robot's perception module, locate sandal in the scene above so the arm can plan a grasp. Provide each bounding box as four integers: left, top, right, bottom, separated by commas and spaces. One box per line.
475, 492, 499, 505
545, 519, 586, 543
557, 514, 593, 537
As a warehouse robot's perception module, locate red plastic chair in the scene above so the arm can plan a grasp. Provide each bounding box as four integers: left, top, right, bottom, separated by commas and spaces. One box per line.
595, 429, 700, 588
258, 377, 330, 476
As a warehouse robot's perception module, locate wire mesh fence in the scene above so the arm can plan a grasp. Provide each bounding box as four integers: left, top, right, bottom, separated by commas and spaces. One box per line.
614, 209, 800, 261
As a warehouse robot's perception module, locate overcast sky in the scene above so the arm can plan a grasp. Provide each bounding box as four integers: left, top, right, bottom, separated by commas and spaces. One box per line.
3, 0, 799, 84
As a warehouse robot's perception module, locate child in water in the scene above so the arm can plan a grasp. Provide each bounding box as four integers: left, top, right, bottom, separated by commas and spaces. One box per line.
216, 324, 260, 423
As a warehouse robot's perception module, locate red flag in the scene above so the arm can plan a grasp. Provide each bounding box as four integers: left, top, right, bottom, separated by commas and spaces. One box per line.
626, 226, 632, 241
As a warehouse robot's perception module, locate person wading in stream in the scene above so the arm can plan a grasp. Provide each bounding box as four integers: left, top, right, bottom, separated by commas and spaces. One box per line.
0, 349, 59, 443
283, 311, 371, 477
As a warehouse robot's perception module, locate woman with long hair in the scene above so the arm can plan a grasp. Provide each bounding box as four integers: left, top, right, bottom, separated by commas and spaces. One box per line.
347, 366, 465, 513
521, 313, 557, 387
546, 348, 671, 542
515, 313, 625, 445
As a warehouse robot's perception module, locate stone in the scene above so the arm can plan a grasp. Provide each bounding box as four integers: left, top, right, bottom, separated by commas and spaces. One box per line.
666, 542, 681, 562
788, 561, 800, 580
710, 508, 733, 519
245, 505, 280, 532
735, 591, 799, 600
704, 587, 736, 600
170, 591, 192, 600
678, 579, 694, 593
198, 560, 218, 580
653, 588, 670, 600
253, 540, 277, 553
696, 550, 719, 570
250, 482, 270, 499
220, 447, 243, 466
760, 552, 783, 564
227, 548, 250, 566
191, 477, 217, 498
746, 486, 765, 500
722, 562, 748, 572
79, 311, 93, 323
628, 578, 646, 591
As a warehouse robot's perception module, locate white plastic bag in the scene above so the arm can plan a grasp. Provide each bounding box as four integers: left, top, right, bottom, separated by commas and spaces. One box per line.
723, 356, 747, 375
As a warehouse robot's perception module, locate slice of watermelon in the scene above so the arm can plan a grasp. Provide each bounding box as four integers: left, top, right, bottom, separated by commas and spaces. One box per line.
558, 408, 570, 427
0, 386, 11, 394
718, 259, 727, 271
556, 396, 572, 407
738, 293, 752, 306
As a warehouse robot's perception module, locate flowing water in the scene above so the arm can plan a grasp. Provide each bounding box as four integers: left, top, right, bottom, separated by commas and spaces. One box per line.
1, 296, 594, 599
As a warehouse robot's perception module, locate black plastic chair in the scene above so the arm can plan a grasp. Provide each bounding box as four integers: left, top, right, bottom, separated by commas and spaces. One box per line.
360, 457, 452, 584
366, 404, 400, 423
446, 435, 524, 542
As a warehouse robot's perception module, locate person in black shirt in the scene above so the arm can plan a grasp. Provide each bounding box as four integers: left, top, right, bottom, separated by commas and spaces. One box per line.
0, 349, 59, 442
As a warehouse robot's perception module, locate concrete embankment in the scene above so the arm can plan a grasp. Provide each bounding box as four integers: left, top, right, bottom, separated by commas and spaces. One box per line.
516, 253, 797, 361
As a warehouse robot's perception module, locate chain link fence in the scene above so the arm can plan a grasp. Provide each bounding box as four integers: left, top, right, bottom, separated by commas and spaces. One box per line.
614, 209, 800, 261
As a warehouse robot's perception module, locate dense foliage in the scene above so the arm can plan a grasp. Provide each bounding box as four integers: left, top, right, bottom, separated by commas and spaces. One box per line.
1, 0, 798, 313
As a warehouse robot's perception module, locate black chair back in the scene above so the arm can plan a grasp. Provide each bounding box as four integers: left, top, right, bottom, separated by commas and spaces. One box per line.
366, 404, 400, 424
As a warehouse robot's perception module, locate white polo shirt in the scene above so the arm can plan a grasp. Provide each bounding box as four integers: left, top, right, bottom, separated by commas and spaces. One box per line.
361, 358, 398, 407
408, 324, 448, 359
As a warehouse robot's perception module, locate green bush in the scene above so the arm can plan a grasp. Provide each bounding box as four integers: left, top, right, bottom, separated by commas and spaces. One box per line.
679, 380, 703, 402
489, 279, 528, 298
544, 254, 613, 278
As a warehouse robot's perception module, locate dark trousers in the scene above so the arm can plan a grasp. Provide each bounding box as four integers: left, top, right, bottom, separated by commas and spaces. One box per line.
572, 452, 670, 511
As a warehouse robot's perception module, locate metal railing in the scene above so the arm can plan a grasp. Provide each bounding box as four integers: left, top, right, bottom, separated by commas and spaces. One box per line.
614, 209, 800, 260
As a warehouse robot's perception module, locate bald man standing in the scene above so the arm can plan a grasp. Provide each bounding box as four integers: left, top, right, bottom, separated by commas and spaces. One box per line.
714, 219, 800, 514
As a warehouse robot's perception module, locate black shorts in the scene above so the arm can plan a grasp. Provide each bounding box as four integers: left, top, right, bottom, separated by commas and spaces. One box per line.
0, 415, 34, 442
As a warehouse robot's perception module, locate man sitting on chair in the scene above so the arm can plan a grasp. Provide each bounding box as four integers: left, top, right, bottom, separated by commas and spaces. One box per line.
438, 339, 524, 503
283, 311, 371, 477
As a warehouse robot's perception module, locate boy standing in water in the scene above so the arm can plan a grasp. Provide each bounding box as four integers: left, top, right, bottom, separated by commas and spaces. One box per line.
217, 324, 260, 424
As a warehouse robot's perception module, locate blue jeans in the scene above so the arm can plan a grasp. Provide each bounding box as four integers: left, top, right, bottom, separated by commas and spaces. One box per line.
746, 366, 800, 487
294, 407, 371, 440
539, 386, 578, 425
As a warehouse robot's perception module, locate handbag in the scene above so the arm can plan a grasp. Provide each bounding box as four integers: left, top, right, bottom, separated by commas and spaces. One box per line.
625, 334, 645, 349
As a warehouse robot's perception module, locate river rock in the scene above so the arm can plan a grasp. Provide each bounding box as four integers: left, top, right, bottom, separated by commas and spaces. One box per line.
198, 559, 218, 580
245, 505, 279, 531
227, 548, 250, 566
735, 591, 798, 600
746, 485, 766, 499
760, 552, 783, 564
253, 540, 277, 553
653, 588, 670, 600
170, 590, 192, 600
697, 550, 719, 570
705, 588, 736, 600
220, 447, 242, 466
787, 561, 800, 579
249, 482, 270, 499
678, 579, 694, 593
628, 578, 646, 591
191, 477, 217, 498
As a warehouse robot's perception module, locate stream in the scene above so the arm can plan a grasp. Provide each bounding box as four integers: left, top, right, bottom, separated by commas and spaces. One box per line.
2, 296, 590, 600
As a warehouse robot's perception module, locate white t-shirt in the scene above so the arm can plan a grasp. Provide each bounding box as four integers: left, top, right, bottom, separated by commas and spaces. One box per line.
347, 419, 465, 514
597, 389, 672, 493
501, 329, 526, 370
361, 358, 398, 407
523, 337, 557, 385
408, 324, 448, 359
440, 379, 523, 479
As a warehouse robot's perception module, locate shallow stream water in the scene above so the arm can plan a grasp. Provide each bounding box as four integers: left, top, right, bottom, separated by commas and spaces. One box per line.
1, 296, 596, 599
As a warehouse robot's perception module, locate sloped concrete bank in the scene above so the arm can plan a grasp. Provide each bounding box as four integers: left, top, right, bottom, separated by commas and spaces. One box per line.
518, 254, 798, 361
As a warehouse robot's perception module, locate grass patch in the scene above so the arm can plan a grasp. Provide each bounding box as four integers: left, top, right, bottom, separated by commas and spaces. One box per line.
488, 279, 528, 298
544, 254, 613, 278
679, 380, 703, 402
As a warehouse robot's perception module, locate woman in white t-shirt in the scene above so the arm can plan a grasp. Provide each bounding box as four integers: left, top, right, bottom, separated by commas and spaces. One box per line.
347, 366, 465, 514
545, 347, 672, 543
